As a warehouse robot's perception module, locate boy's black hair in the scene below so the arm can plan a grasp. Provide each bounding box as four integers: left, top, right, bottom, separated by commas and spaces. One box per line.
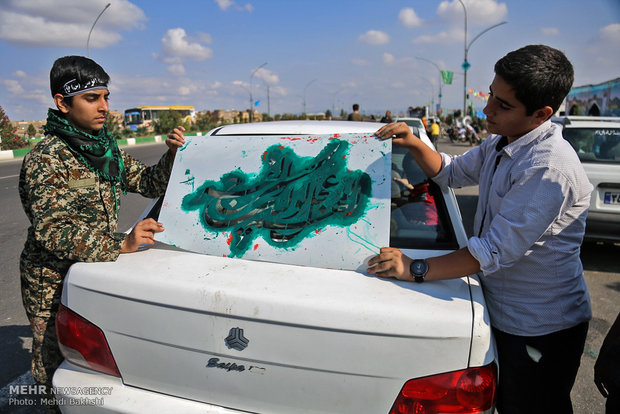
352, 103, 360, 111
50, 56, 110, 105
494, 44, 574, 116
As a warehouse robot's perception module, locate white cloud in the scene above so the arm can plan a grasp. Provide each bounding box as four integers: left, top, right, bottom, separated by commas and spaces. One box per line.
167, 63, 186, 76
161, 28, 213, 60
0, 0, 146, 48
13, 70, 27, 78
178, 86, 191, 96
383, 53, 395, 65
214, 0, 254, 12
399, 8, 423, 28
359, 30, 390, 45
4, 79, 24, 94
254, 68, 279, 85
196, 32, 213, 44
413, 29, 457, 45
352, 58, 370, 66
437, 0, 507, 25
599, 23, 620, 44
541, 27, 559, 36
215, 0, 234, 10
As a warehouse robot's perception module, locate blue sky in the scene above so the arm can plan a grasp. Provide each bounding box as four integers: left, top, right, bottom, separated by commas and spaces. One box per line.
0, 0, 619, 121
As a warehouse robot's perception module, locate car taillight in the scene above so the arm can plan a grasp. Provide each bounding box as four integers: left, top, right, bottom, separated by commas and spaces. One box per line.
55, 304, 121, 377
389, 362, 497, 414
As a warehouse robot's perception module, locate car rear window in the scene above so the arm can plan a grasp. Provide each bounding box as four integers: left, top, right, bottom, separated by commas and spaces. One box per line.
149, 135, 460, 252
563, 126, 620, 163
390, 146, 458, 250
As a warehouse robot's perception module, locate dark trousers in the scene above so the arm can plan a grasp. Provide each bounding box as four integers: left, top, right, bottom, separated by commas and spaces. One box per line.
493, 322, 589, 414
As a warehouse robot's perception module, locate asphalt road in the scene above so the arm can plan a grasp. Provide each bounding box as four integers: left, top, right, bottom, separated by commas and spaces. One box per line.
0, 136, 618, 413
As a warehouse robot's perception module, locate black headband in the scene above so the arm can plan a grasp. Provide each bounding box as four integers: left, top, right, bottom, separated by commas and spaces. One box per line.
60, 77, 108, 97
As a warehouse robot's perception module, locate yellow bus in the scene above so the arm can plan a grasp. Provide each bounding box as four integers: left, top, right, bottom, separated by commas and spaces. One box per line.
124, 106, 196, 131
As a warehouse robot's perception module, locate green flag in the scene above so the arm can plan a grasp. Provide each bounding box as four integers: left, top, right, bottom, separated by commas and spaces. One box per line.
441, 70, 453, 85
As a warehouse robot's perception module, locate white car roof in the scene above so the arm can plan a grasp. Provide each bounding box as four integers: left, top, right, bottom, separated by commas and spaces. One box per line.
207, 120, 384, 136
552, 116, 620, 128
205, 120, 435, 149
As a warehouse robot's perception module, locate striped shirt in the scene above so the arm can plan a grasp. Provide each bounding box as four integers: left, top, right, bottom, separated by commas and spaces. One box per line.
433, 120, 593, 336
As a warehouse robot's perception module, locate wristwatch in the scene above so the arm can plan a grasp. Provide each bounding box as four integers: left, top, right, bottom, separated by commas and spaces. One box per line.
409, 259, 428, 283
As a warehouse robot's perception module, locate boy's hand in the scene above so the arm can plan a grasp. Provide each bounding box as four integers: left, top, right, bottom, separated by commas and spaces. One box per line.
375, 122, 419, 148
367, 247, 414, 281
121, 218, 164, 253
166, 125, 186, 156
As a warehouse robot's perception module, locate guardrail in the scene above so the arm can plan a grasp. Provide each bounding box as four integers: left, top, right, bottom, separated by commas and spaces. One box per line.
0, 132, 205, 161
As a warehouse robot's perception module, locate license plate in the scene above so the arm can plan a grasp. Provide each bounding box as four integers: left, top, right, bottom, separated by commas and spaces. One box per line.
604, 191, 620, 204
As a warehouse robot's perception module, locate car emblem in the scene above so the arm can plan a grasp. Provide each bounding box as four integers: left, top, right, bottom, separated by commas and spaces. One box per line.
225, 327, 249, 351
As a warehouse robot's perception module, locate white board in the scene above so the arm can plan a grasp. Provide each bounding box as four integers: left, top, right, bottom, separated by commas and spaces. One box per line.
156, 133, 391, 272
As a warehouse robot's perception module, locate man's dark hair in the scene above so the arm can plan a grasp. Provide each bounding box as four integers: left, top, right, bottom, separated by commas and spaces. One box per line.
352, 103, 360, 111
494, 44, 574, 116
50, 56, 110, 105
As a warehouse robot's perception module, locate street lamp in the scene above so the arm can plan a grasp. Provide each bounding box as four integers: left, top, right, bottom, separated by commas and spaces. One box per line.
457, 0, 507, 115
416, 57, 445, 115
86, 3, 111, 57
331, 87, 344, 118
417, 76, 435, 115
249, 62, 268, 122
303, 79, 317, 117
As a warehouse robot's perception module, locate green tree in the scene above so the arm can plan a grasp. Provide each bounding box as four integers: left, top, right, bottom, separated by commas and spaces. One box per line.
195, 111, 217, 132
0, 106, 29, 150
27, 123, 37, 138
104, 114, 122, 138
153, 110, 189, 135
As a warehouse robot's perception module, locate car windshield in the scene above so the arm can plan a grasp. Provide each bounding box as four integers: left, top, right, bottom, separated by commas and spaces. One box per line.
563, 127, 620, 164
390, 146, 458, 250
398, 119, 424, 129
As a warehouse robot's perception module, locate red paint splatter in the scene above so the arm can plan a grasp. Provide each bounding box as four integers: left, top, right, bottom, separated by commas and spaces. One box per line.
253, 244, 259, 250
227, 234, 233, 245
315, 229, 321, 234
344, 212, 352, 217
262, 150, 267, 160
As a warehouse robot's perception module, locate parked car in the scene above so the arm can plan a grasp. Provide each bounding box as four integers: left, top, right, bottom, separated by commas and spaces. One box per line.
393, 117, 431, 143
53, 121, 497, 414
552, 116, 620, 243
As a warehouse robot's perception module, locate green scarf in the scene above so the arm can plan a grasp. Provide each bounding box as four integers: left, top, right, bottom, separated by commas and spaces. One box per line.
44, 109, 127, 212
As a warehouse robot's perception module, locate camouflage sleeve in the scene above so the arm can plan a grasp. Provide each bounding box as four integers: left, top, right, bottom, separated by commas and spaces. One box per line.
23, 151, 125, 263
123, 148, 174, 198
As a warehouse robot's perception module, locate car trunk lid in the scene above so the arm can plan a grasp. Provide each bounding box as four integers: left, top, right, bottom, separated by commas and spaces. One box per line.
63, 244, 474, 414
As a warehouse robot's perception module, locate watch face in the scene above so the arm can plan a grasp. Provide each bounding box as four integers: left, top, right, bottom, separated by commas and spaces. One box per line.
412, 260, 427, 275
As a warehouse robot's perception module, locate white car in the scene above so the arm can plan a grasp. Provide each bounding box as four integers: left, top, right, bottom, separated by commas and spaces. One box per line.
393, 117, 431, 142
552, 116, 620, 243
53, 121, 497, 414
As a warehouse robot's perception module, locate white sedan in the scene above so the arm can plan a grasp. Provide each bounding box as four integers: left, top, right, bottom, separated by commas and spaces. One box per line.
53, 121, 497, 414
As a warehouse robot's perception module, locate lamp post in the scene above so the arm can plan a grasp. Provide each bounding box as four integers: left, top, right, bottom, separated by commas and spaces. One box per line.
331, 87, 344, 118
417, 76, 434, 116
265, 83, 271, 119
249, 62, 268, 122
457, 0, 507, 115
86, 3, 111, 57
416, 57, 444, 115
303, 79, 317, 117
